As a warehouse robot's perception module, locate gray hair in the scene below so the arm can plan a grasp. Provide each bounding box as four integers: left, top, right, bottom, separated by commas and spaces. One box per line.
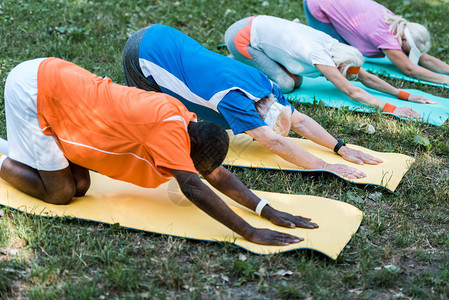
255, 94, 292, 137
330, 43, 365, 77
273, 105, 292, 137
384, 13, 431, 53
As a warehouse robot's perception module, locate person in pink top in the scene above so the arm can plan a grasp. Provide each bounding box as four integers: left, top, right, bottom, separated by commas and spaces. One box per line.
304, 0, 449, 86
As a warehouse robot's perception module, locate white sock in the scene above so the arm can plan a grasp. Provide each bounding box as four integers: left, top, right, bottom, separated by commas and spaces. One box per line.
0, 138, 8, 156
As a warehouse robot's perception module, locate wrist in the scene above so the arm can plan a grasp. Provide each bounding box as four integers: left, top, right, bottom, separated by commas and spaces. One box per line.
255, 198, 270, 216
308, 159, 328, 170
240, 224, 257, 240
382, 103, 396, 113
337, 145, 348, 156
333, 140, 346, 154
398, 90, 410, 100
319, 160, 329, 170
260, 204, 275, 219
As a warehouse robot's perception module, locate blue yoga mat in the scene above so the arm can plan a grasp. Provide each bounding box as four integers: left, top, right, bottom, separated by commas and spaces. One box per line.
285, 76, 449, 126
363, 56, 449, 89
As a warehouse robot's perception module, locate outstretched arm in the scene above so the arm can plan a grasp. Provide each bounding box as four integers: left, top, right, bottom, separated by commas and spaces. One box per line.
289, 110, 383, 165
247, 125, 368, 179
316, 64, 421, 118
203, 165, 318, 229
418, 53, 449, 75
173, 169, 311, 246
383, 49, 449, 85
358, 69, 437, 104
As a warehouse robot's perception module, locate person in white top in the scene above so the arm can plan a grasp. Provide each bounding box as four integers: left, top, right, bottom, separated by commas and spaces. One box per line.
225, 15, 434, 119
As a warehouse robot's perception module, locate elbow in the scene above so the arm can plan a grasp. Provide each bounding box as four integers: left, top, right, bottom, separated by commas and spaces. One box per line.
179, 181, 203, 205
180, 184, 196, 204
292, 121, 306, 135
261, 136, 284, 153
400, 66, 415, 77
346, 87, 365, 101
346, 87, 380, 107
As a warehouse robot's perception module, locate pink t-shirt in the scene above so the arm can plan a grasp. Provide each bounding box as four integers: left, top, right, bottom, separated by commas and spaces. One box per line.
306, 0, 402, 57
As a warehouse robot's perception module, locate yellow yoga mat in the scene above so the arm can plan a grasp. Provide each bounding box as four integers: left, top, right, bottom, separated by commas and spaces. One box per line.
225, 133, 414, 192
0, 172, 362, 259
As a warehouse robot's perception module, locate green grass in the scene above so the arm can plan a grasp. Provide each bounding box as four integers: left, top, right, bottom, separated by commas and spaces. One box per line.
1, 0, 449, 298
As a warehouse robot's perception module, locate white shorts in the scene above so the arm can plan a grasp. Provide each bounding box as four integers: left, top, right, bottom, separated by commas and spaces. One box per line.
5, 58, 69, 171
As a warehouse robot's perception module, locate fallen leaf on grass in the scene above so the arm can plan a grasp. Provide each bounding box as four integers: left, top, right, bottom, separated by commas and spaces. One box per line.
238, 253, 247, 261
359, 122, 376, 134
413, 135, 431, 150
274, 270, 293, 277
368, 192, 382, 201
392, 291, 405, 298
220, 274, 229, 283
384, 265, 401, 273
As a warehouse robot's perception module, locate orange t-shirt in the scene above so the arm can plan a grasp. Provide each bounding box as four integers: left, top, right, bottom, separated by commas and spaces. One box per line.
36, 58, 197, 188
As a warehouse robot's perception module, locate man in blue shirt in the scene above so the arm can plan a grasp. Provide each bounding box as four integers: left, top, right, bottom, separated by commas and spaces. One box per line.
123, 24, 382, 179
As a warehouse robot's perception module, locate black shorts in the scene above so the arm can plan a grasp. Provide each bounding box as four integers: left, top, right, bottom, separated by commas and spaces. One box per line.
122, 25, 162, 92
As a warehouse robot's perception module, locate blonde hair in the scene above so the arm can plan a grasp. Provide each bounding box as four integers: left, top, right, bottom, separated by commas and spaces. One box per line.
384, 13, 431, 53
330, 43, 364, 77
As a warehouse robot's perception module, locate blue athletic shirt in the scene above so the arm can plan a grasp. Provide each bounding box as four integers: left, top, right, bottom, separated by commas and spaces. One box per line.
138, 24, 293, 135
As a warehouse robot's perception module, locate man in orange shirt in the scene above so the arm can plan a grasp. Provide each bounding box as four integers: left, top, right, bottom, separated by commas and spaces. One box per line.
0, 58, 318, 246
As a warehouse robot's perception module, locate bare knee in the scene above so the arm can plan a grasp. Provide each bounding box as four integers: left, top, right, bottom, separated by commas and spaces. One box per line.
74, 175, 90, 197
0, 159, 75, 204
44, 183, 75, 205
69, 163, 91, 197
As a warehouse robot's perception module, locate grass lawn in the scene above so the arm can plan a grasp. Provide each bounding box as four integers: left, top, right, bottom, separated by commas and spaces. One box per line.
1, 0, 449, 298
